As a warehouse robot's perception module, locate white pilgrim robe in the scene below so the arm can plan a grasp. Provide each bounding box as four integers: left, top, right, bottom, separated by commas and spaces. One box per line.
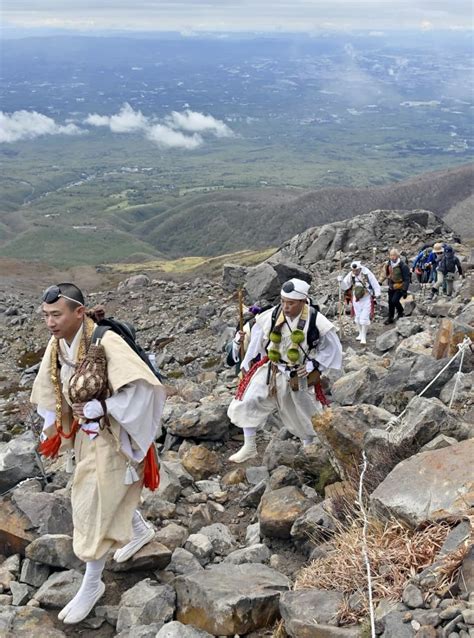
340, 267, 381, 325
31, 321, 165, 562
227, 304, 342, 440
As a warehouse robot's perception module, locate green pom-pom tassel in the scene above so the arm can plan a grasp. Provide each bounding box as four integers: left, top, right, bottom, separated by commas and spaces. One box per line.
269, 331, 282, 344
287, 348, 300, 363
268, 349, 280, 363
291, 329, 305, 344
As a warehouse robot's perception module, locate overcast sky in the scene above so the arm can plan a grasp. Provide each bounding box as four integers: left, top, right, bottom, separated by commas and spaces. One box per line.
2, 0, 473, 33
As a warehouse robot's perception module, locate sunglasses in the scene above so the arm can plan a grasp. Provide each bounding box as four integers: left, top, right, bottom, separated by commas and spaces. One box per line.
42, 285, 83, 306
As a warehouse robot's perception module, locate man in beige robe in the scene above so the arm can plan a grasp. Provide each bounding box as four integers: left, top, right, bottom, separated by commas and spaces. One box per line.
31, 283, 165, 625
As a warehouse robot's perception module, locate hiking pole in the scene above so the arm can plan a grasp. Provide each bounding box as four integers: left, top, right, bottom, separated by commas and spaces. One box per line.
238, 288, 245, 362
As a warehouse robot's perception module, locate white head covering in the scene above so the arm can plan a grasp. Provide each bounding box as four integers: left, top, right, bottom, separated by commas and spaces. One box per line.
351, 260, 362, 270
280, 278, 310, 300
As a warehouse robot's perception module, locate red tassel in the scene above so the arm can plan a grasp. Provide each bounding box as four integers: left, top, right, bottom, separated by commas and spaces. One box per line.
38, 432, 62, 459
315, 382, 330, 407
144, 445, 160, 491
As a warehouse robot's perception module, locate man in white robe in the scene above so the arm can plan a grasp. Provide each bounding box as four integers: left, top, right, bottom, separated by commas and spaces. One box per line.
227, 279, 342, 463
337, 260, 381, 345
30, 283, 166, 625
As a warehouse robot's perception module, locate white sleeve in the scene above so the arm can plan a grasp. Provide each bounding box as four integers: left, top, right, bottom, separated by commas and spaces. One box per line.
313, 329, 343, 372
240, 323, 265, 372
105, 379, 166, 463
368, 271, 381, 297
340, 272, 352, 291
37, 406, 56, 440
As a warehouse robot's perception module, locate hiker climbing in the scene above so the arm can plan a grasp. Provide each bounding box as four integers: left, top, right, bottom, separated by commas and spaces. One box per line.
379, 248, 411, 325
30, 283, 166, 625
227, 278, 342, 463
337, 260, 381, 345
430, 243, 463, 299
225, 302, 264, 375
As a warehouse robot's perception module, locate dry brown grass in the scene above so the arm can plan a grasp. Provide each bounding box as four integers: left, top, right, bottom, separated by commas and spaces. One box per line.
294, 513, 467, 625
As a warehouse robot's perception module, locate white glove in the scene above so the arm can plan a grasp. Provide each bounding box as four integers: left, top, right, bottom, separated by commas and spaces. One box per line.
337, 275, 343, 282
83, 399, 104, 420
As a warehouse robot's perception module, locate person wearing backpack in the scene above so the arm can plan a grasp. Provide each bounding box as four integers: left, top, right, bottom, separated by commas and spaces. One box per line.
379, 247, 411, 324
412, 246, 436, 284
227, 278, 343, 463
430, 244, 463, 298
337, 260, 381, 345
30, 283, 166, 625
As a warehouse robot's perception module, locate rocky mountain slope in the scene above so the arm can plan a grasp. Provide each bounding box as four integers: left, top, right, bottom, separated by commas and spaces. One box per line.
0, 208, 472, 638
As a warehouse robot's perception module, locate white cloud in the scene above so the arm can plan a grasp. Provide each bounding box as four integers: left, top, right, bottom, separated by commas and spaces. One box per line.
166, 109, 234, 137
146, 124, 203, 149
84, 103, 233, 149
84, 102, 148, 132
0, 110, 83, 143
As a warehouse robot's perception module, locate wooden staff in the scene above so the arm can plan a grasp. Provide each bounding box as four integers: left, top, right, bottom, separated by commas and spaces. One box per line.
238, 288, 245, 362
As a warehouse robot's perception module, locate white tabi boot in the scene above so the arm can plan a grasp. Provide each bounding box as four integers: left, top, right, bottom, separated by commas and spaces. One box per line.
113, 510, 155, 563
229, 432, 257, 463
359, 323, 368, 345
355, 319, 362, 341
59, 556, 106, 624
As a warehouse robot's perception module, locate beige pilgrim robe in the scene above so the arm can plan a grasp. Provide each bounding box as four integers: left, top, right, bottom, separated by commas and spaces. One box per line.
31, 325, 165, 562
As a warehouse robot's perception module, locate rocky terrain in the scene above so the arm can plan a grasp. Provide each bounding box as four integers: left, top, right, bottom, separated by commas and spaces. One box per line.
0, 208, 472, 638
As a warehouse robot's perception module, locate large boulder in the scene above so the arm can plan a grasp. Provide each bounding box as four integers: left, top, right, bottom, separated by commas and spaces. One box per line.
25, 534, 82, 570
259, 486, 311, 539
116, 579, 176, 633
175, 563, 290, 635
34, 569, 83, 608
167, 402, 230, 441
12, 490, 73, 536
370, 438, 474, 526
244, 262, 281, 303
0, 607, 66, 638
331, 367, 386, 406
222, 263, 248, 293
181, 445, 220, 480
0, 434, 40, 492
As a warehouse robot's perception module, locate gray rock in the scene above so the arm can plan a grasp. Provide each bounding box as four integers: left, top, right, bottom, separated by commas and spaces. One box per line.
109, 540, 172, 572
402, 583, 424, 609
263, 439, 300, 471
119, 274, 150, 289
167, 402, 230, 441
269, 465, 300, 490
175, 563, 290, 635
19, 558, 51, 588
440, 371, 474, 407
160, 459, 194, 488
381, 610, 415, 637
419, 434, 458, 453
195, 479, 221, 496
223, 544, 271, 565
25, 534, 82, 570
12, 491, 73, 536
166, 548, 203, 575
155, 522, 189, 552
259, 486, 310, 539
10, 581, 33, 606
154, 462, 183, 502
244, 262, 281, 304
396, 318, 423, 338
239, 479, 267, 508
0, 606, 66, 637
246, 465, 270, 485
222, 263, 249, 293
375, 328, 400, 352
2, 554, 20, 575
185, 534, 214, 565
291, 500, 337, 542
34, 569, 83, 608
331, 367, 386, 405
156, 620, 214, 637
370, 439, 474, 526
280, 590, 348, 635
116, 624, 164, 638
0, 434, 40, 492
198, 523, 236, 556
246, 522, 261, 546
116, 579, 175, 633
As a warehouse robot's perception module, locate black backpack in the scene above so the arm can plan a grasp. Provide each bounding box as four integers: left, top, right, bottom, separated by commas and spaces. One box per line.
443, 247, 456, 273
268, 302, 320, 354
92, 318, 163, 382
